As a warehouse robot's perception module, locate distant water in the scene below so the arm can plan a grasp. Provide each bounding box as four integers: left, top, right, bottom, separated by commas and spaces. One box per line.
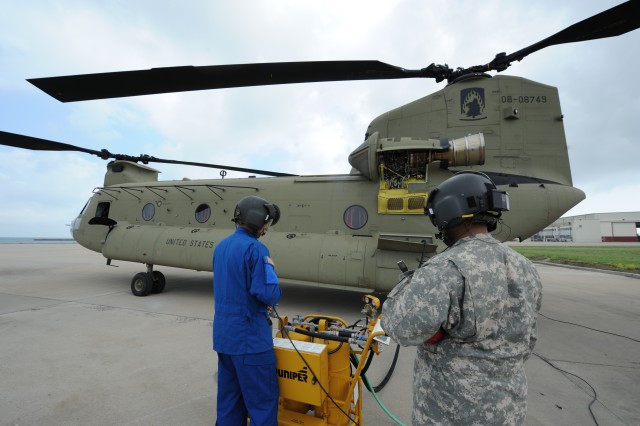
0, 237, 76, 244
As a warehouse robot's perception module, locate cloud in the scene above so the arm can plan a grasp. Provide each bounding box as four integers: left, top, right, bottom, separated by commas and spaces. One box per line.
1, 0, 638, 237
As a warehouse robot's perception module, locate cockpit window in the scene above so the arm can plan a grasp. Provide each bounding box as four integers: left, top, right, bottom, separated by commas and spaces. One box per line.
78, 199, 90, 216
95, 202, 110, 218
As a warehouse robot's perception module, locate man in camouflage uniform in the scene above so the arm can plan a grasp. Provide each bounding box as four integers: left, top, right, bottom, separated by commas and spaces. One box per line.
382, 172, 542, 425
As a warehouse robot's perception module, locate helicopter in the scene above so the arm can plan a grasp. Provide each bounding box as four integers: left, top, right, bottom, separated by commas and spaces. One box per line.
1, 1, 638, 296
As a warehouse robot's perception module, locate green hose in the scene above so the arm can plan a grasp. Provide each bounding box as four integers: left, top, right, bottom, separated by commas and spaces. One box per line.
354, 352, 406, 426
362, 373, 406, 426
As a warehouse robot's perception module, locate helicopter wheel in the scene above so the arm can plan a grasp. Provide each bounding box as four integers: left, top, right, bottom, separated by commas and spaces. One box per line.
151, 271, 166, 294
131, 272, 153, 297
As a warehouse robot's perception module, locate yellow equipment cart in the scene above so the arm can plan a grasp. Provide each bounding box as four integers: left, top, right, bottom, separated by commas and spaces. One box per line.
273, 295, 388, 426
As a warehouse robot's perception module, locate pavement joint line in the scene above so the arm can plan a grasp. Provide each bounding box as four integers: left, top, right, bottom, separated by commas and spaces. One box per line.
0, 292, 68, 316
120, 395, 214, 426
0, 291, 212, 323
70, 300, 212, 324
0, 289, 130, 315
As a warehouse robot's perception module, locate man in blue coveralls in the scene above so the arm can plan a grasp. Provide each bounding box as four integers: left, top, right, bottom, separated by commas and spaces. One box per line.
213, 195, 282, 425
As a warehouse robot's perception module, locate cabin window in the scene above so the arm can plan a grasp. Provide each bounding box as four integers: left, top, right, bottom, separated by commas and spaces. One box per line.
142, 203, 155, 221
343, 205, 368, 230
195, 204, 211, 223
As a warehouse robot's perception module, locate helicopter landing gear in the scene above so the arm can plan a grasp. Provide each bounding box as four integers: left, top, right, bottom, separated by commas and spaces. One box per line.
150, 271, 166, 294
130, 265, 165, 296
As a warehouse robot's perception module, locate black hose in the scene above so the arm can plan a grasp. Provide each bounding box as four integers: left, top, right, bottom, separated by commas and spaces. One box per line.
328, 341, 344, 355
359, 343, 401, 393
290, 327, 351, 343
372, 343, 400, 392
293, 325, 401, 392
355, 347, 375, 377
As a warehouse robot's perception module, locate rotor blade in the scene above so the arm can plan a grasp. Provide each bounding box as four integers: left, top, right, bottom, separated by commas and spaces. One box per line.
1, 130, 295, 177
141, 157, 296, 177
28, 61, 428, 102
0, 130, 104, 156
500, 1, 640, 68
28, 3, 638, 101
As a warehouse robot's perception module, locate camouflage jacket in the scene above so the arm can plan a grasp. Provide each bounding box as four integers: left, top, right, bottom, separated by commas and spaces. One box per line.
381, 233, 542, 425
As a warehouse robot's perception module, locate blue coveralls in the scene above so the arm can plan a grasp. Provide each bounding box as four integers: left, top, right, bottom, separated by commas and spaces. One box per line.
212, 226, 282, 426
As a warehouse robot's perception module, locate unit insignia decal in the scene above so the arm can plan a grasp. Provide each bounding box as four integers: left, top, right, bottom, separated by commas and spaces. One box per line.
460, 88, 487, 121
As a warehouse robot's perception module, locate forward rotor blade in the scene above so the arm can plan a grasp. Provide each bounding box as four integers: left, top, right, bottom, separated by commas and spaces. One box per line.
28, 61, 427, 102
0, 130, 103, 156
142, 157, 296, 177
499, 1, 640, 69
0, 130, 295, 177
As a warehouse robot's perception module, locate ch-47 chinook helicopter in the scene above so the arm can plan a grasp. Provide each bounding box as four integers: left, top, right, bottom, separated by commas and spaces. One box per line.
2, 1, 638, 296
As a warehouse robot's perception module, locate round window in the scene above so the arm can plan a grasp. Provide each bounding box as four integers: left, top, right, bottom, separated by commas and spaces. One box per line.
195, 204, 212, 223
142, 203, 155, 221
343, 205, 368, 230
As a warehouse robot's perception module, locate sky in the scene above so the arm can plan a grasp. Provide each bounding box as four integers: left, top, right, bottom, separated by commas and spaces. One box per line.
1, 0, 638, 238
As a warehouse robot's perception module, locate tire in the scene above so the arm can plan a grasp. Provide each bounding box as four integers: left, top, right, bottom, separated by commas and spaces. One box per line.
131, 272, 153, 297
151, 271, 166, 294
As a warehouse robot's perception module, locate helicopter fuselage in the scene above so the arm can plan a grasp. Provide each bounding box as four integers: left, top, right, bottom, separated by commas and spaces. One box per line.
72, 168, 583, 293
67, 74, 586, 294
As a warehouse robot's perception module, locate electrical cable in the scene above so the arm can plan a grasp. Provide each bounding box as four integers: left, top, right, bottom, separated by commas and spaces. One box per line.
497, 219, 512, 241
539, 313, 640, 343
533, 352, 599, 426
534, 312, 640, 425
349, 319, 363, 328
272, 306, 361, 426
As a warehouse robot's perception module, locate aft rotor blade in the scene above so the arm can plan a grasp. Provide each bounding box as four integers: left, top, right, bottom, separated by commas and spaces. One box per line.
28, 61, 428, 102
498, 1, 640, 69
27, 3, 639, 100
0, 130, 103, 156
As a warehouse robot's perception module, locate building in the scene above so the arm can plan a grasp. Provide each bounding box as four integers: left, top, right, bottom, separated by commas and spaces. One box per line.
530, 212, 640, 243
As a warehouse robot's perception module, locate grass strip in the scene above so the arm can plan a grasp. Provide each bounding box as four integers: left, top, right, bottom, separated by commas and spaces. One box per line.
511, 246, 640, 273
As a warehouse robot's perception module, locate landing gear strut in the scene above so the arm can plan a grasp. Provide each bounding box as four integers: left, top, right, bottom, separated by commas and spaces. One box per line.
130, 264, 166, 296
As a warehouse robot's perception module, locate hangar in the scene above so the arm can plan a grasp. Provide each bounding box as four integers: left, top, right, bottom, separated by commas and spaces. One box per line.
530, 212, 640, 243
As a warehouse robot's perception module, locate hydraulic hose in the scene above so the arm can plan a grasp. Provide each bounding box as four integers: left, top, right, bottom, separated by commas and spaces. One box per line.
370, 343, 400, 392
287, 326, 351, 343
362, 373, 406, 426
353, 343, 401, 393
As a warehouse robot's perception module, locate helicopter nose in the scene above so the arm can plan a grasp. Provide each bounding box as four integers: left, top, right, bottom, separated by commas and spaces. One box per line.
69, 215, 83, 240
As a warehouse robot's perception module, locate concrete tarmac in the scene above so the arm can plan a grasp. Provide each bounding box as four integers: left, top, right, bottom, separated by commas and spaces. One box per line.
0, 244, 638, 425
